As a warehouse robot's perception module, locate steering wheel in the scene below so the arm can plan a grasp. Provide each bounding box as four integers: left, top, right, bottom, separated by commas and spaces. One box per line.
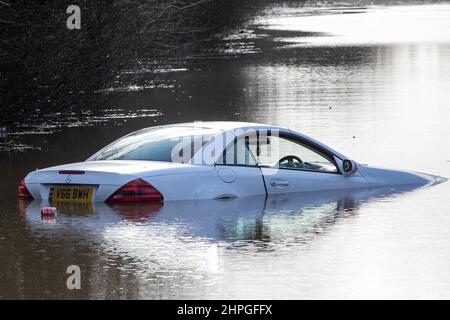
277, 155, 303, 168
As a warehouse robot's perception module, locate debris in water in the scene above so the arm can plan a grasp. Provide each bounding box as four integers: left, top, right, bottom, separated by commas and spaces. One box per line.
41, 207, 57, 217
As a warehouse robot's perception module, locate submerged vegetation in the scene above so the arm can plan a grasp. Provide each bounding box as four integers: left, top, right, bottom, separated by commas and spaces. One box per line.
0, 0, 288, 127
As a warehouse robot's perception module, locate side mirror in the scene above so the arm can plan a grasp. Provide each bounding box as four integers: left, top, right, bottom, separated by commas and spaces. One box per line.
342, 159, 357, 176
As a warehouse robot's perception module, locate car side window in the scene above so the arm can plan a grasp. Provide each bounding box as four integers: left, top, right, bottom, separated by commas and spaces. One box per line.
249, 135, 338, 173
218, 137, 257, 166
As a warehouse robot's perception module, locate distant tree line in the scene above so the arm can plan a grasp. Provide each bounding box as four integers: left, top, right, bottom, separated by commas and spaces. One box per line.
0, 0, 298, 127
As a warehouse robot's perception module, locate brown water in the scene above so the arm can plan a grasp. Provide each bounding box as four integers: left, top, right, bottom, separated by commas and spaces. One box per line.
1, 4, 450, 299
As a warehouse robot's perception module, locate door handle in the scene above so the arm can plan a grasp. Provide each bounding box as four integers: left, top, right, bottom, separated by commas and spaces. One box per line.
270, 179, 289, 187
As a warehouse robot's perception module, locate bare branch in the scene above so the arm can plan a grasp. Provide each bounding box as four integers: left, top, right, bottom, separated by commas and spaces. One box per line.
180, 0, 210, 10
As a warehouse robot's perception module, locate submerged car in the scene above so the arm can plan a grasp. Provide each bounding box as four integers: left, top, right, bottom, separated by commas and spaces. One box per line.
18, 121, 446, 203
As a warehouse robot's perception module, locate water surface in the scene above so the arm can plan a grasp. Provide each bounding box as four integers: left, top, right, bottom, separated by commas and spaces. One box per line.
1, 4, 450, 299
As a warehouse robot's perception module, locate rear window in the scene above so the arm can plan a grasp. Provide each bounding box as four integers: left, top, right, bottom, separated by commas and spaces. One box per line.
87, 126, 222, 163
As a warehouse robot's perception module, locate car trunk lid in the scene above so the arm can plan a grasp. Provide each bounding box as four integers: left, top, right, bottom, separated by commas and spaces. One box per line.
24, 160, 212, 201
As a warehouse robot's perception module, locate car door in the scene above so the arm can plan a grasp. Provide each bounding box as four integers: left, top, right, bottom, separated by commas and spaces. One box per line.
213, 135, 267, 198
252, 133, 369, 195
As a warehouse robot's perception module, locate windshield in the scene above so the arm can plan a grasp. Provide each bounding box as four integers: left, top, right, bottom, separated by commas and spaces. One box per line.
87, 126, 223, 163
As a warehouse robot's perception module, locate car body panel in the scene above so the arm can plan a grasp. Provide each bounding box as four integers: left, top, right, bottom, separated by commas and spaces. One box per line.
260, 167, 370, 194
357, 165, 446, 187
25, 160, 215, 201
142, 166, 266, 201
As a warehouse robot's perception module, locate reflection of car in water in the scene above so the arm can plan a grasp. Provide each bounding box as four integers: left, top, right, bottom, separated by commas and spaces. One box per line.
18, 122, 446, 203
20, 185, 422, 243
17, 185, 427, 278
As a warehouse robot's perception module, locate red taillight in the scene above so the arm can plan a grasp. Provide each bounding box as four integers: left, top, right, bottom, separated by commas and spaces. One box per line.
18, 179, 33, 199
106, 179, 163, 203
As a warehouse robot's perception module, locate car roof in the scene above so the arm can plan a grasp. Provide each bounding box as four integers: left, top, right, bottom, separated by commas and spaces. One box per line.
138, 121, 347, 161
161, 121, 283, 131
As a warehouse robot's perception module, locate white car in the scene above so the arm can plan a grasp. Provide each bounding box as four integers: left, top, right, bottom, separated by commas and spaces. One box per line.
18, 121, 446, 203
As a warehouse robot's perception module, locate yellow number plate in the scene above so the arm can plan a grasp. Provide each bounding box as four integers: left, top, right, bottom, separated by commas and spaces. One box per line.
50, 186, 93, 202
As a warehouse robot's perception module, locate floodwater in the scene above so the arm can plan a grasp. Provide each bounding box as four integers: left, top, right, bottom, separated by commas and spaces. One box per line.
1, 4, 450, 299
